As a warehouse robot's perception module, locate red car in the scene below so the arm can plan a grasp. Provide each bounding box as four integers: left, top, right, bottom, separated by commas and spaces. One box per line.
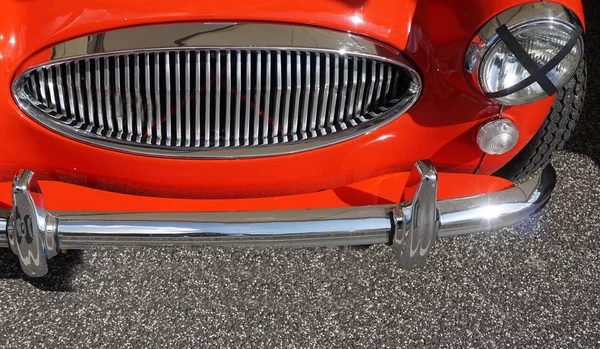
0, 0, 586, 276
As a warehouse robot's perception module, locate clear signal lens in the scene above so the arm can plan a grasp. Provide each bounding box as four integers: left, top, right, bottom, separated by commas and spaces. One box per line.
476, 119, 519, 155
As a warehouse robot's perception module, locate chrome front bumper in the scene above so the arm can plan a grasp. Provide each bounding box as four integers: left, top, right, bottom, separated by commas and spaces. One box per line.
0, 161, 556, 277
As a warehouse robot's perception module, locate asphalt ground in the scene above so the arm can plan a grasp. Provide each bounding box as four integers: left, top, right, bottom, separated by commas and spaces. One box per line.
1, 2, 600, 348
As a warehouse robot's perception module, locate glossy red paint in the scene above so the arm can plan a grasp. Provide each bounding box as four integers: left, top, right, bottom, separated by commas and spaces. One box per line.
0, 0, 586, 206
0, 171, 513, 211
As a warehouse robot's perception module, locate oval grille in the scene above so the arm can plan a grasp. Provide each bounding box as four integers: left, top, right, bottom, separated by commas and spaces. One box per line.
13, 24, 421, 158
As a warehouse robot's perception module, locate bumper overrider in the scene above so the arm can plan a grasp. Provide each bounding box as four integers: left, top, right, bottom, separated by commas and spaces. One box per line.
0, 160, 555, 277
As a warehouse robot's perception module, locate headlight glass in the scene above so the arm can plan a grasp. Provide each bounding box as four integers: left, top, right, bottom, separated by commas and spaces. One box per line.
465, 3, 584, 106
480, 21, 583, 105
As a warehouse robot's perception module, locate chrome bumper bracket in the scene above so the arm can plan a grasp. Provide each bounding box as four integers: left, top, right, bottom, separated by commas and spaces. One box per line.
392, 160, 440, 269
6, 170, 59, 277
0, 161, 556, 278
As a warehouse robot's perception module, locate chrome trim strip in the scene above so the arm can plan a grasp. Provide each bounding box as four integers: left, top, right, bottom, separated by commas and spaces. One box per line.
49, 23, 402, 61
1, 164, 555, 251
13, 22, 422, 158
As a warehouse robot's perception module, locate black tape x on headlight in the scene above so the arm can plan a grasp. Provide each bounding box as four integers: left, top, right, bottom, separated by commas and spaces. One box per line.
464, 3, 584, 106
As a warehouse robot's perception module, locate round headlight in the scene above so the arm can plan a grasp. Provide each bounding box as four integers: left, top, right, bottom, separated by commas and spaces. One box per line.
465, 3, 584, 106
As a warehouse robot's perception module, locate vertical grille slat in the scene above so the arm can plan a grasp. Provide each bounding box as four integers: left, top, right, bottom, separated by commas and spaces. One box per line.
244, 51, 251, 146
364, 61, 377, 114
319, 54, 330, 131
103, 58, 113, 134
30, 76, 39, 101
194, 51, 201, 147
124, 56, 133, 141
175, 51, 182, 147
262, 51, 272, 144
272, 51, 282, 140
47, 67, 57, 111
75, 61, 88, 129
85, 60, 96, 132
205, 51, 211, 147
328, 54, 339, 128
38, 69, 47, 105
253, 51, 262, 145
56, 65, 67, 115
337, 56, 348, 124
20, 48, 416, 154
282, 51, 292, 139
144, 54, 153, 144
114, 57, 124, 137
214, 52, 221, 146
184, 51, 191, 147
300, 51, 310, 137
65, 64, 77, 122
92, 59, 104, 133
165, 53, 172, 145
374, 62, 384, 106
355, 58, 367, 119
234, 50, 242, 146
309, 53, 320, 134
291, 51, 301, 137
384, 65, 393, 100
225, 50, 232, 147
154, 53, 162, 145
347, 57, 358, 121
134, 55, 143, 142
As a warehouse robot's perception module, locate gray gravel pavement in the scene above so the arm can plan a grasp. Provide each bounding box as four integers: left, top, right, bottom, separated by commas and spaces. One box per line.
2, 2, 600, 348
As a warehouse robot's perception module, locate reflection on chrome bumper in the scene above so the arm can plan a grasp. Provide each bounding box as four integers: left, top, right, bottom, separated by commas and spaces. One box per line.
0, 161, 555, 277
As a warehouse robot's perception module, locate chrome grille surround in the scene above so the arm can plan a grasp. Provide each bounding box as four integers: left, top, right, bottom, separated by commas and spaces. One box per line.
13, 23, 422, 158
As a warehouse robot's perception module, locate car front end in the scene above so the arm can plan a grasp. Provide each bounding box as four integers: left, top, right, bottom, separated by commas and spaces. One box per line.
0, 0, 587, 276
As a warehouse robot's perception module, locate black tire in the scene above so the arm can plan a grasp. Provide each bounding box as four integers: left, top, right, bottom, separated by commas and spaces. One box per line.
494, 58, 587, 181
